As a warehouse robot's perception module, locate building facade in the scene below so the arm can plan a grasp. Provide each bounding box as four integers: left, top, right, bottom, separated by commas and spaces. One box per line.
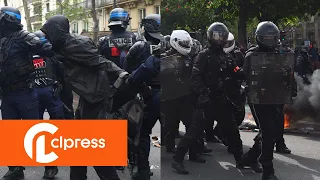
1, 0, 161, 34
294, 15, 320, 46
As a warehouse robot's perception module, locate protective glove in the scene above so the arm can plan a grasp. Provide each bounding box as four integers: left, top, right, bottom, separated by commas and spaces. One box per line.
114, 72, 130, 89
52, 81, 63, 98
141, 85, 152, 99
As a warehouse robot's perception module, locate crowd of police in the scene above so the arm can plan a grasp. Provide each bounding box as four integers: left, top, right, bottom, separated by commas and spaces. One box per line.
160, 21, 301, 180
0, 5, 162, 180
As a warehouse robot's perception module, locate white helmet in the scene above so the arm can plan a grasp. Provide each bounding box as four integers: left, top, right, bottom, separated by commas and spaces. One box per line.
223, 32, 235, 53
170, 30, 193, 56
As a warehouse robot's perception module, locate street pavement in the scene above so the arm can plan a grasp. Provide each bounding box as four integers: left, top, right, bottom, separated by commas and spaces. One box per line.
161, 123, 320, 180
0, 111, 161, 180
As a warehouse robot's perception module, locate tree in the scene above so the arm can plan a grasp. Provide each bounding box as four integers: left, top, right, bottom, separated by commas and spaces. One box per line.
91, 0, 99, 43
3, 0, 8, 6
22, 0, 32, 32
46, 0, 88, 23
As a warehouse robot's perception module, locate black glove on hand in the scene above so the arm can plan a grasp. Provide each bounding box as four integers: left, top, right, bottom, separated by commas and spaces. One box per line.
52, 81, 62, 98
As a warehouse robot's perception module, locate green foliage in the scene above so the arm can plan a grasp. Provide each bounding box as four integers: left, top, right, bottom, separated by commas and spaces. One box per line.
46, 0, 88, 23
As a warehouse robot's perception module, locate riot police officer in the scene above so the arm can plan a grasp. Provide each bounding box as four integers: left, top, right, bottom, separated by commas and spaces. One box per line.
161, 30, 211, 161
33, 31, 64, 120
32, 30, 63, 179
172, 22, 244, 174
98, 8, 136, 67
120, 14, 162, 180
213, 32, 247, 151
242, 21, 296, 180
0, 7, 53, 180
295, 45, 312, 84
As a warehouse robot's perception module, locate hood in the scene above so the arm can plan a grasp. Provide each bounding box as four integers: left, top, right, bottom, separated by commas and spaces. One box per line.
41, 15, 70, 46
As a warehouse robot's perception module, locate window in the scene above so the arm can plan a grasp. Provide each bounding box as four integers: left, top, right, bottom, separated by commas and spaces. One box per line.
72, 23, 78, 34
154, 6, 160, 14
34, 4, 42, 15
83, 21, 89, 32
46, 3, 50, 12
139, 8, 146, 22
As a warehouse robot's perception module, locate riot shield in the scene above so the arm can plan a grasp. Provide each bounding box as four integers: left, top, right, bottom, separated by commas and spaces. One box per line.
160, 54, 192, 101
247, 52, 294, 104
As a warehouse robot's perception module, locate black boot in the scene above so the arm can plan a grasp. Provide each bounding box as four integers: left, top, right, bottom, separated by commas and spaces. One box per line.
132, 168, 151, 180
171, 160, 189, 174
43, 166, 59, 179
241, 153, 263, 173
2, 166, 25, 180
275, 142, 291, 154
262, 174, 279, 180
172, 147, 189, 174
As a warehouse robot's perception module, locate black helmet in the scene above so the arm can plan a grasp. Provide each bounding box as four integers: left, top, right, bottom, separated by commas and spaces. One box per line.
108, 8, 130, 29
0, 6, 21, 24
34, 30, 45, 38
141, 14, 162, 40
255, 21, 280, 50
207, 22, 229, 48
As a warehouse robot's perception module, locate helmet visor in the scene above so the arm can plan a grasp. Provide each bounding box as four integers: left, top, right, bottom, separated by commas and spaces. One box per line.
257, 35, 279, 48
207, 31, 228, 45
224, 39, 235, 48
178, 40, 192, 49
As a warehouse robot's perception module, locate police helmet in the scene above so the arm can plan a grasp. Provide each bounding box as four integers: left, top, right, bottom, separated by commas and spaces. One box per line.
223, 32, 235, 53
255, 21, 280, 50
141, 14, 162, 40
0, 6, 21, 24
207, 22, 229, 48
170, 30, 193, 56
108, 8, 130, 29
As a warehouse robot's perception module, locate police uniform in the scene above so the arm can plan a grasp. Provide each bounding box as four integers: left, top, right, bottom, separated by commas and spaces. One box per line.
120, 14, 161, 180
0, 7, 53, 180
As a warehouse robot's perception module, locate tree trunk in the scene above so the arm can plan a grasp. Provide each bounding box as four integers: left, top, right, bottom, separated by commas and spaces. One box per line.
238, 0, 248, 49
113, 0, 116, 8
3, 0, 8, 6
91, 0, 99, 43
22, 0, 33, 32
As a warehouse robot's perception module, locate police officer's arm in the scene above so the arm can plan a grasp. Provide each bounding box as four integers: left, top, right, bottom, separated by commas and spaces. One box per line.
128, 55, 160, 84
189, 52, 209, 95
97, 36, 108, 56
23, 31, 54, 57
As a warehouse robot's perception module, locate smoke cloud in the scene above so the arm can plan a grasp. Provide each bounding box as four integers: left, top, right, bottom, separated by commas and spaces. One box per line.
292, 70, 320, 120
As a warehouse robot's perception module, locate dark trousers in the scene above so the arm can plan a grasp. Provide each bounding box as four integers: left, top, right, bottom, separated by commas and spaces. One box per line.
162, 95, 193, 150
137, 88, 160, 171
71, 98, 120, 180
174, 96, 243, 163
249, 104, 285, 175
1, 89, 40, 172
36, 86, 64, 119
60, 83, 75, 119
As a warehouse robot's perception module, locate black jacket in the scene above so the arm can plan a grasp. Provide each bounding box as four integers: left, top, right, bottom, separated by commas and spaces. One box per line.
190, 46, 237, 96
0, 30, 53, 92
41, 15, 125, 104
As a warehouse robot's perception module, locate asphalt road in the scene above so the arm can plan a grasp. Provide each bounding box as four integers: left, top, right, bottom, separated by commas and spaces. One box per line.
161, 124, 320, 180
0, 111, 161, 180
